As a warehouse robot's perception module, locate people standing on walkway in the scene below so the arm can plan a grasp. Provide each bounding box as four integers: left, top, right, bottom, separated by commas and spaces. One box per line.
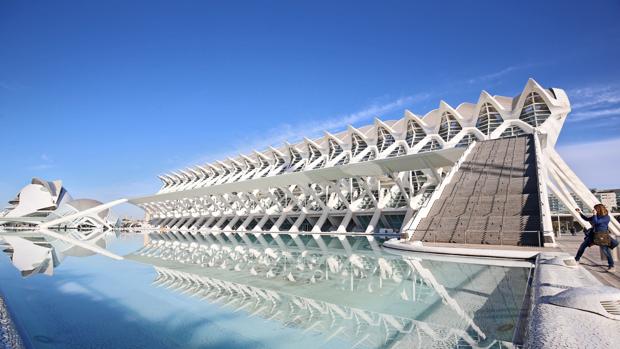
574, 204, 618, 272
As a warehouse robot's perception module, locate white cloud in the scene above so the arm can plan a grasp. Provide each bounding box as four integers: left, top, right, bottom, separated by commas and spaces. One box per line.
254, 93, 430, 145
28, 154, 54, 171
569, 84, 620, 109
466, 63, 541, 85
569, 107, 620, 122
557, 137, 620, 189
567, 84, 620, 123
185, 93, 431, 167
467, 66, 521, 84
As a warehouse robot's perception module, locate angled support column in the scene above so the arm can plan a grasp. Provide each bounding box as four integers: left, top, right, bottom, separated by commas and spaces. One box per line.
548, 148, 620, 235
364, 209, 382, 234
254, 215, 270, 231
40, 198, 128, 229
289, 212, 307, 233
546, 177, 589, 228
311, 211, 330, 233
337, 211, 353, 233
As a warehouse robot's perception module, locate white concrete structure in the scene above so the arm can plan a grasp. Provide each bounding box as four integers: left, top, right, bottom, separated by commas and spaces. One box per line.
129, 79, 618, 246
1, 178, 71, 220
0, 178, 113, 230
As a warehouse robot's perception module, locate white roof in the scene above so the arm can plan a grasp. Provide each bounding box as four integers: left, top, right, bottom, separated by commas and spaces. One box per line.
131, 147, 465, 204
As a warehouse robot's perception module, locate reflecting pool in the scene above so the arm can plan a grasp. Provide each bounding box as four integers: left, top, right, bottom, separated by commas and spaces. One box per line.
0, 230, 532, 348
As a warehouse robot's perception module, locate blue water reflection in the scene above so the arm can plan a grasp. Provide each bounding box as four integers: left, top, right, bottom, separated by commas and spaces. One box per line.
0, 231, 531, 348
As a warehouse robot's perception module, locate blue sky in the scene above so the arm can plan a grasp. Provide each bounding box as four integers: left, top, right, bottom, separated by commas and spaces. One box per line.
1, 0, 620, 217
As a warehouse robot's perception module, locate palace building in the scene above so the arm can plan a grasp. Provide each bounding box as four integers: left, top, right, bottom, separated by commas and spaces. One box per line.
130, 79, 620, 247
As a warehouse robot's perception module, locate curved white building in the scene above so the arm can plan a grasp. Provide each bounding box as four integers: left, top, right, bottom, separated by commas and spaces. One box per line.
2, 178, 71, 220
130, 79, 619, 247
0, 178, 112, 230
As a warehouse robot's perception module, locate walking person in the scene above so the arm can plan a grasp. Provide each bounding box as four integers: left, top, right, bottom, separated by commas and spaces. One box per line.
574, 204, 618, 272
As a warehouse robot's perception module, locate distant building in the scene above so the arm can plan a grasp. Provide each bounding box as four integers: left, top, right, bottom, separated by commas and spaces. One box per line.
114, 217, 148, 229
548, 189, 620, 234
591, 189, 618, 211
549, 192, 586, 214
0, 178, 112, 230
1, 178, 70, 219
549, 189, 619, 214
549, 193, 563, 214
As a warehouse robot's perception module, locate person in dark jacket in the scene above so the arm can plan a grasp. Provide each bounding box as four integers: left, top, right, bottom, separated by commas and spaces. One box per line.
574, 204, 615, 272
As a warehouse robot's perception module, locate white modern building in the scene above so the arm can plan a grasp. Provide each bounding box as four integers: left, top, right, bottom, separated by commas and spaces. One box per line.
1, 178, 70, 220
0, 178, 113, 230
594, 190, 618, 210
128, 79, 619, 247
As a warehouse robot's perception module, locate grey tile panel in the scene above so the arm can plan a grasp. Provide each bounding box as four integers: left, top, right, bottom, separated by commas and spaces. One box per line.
414, 135, 543, 246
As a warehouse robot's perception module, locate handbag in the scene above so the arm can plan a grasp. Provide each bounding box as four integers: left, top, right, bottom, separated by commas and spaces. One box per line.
592, 230, 612, 246
611, 237, 619, 250
584, 228, 594, 247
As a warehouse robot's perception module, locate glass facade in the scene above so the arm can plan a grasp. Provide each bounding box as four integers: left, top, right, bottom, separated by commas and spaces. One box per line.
419, 139, 441, 153
405, 120, 426, 148
519, 92, 551, 127
351, 133, 367, 157
438, 112, 462, 141
500, 125, 526, 138
455, 133, 477, 148
376, 127, 395, 153
476, 103, 503, 135
328, 139, 343, 161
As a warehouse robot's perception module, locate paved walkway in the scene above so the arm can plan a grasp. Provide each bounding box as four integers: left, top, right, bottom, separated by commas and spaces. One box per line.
555, 234, 620, 288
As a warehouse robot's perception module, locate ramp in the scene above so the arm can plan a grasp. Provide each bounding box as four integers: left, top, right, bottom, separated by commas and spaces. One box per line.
412, 135, 543, 246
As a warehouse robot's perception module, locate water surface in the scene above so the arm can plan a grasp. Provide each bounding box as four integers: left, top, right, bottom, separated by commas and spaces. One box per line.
0, 231, 531, 348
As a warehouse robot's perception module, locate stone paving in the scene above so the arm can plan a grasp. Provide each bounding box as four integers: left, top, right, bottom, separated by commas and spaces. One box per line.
555, 234, 620, 288
0, 295, 26, 349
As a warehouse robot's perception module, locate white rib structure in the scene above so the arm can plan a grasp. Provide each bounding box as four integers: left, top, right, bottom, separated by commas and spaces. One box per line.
130, 79, 619, 245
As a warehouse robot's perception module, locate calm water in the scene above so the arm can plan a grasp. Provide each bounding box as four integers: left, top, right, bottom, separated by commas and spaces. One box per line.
0, 231, 532, 349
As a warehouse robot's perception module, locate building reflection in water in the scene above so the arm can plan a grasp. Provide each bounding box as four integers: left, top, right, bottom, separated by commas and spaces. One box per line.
130, 231, 531, 348
0, 230, 116, 277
